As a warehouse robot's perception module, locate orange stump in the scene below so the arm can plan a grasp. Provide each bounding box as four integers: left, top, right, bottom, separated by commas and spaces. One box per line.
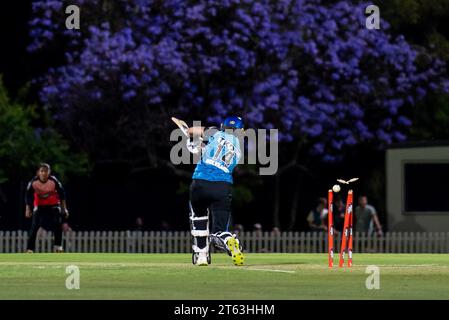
348, 207, 353, 267
339, 190, 353, 267
328, 190, 334, 268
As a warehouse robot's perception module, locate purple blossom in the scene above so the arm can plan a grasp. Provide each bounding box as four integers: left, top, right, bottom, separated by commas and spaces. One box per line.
29, 0, 449, 162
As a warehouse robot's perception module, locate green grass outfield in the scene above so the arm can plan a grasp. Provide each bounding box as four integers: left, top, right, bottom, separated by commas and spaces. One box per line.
0, 253, 448, 299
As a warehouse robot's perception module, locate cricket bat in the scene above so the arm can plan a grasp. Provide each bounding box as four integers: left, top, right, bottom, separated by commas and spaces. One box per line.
171, 117, 203, 154
171, 117, 190, 137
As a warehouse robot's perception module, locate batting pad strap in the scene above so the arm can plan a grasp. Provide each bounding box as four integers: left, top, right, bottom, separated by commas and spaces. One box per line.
191, 229, 209, 237
190, 216, 208, 221
190, 215, 209, 237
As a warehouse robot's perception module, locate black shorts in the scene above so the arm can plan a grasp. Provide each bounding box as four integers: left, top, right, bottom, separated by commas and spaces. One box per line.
32, 205, 63, 231
189, 179, 232, 233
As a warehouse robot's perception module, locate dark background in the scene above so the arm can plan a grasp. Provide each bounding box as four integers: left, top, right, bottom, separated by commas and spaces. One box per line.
404, 163, 449, 212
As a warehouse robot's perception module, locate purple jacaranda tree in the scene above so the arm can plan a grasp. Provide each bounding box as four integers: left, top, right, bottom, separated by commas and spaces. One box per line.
29, 0, 448, 227
29, 0, 448, 161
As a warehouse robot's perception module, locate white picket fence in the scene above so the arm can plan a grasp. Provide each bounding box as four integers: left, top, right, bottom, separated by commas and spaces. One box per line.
0, 230, 448, 253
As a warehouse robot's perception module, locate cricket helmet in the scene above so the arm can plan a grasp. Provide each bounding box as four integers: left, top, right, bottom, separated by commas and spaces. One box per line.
221, 116, 244, 130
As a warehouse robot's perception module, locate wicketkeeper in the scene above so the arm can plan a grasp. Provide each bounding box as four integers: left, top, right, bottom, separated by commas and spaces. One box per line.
188, 116, 244, 266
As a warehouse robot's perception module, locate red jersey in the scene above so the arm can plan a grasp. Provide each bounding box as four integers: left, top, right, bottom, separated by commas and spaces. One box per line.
26, 176, 66, 207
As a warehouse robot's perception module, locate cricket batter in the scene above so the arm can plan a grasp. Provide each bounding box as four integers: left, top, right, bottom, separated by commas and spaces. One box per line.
25, 163, 69, 253
188, 116, 244, 266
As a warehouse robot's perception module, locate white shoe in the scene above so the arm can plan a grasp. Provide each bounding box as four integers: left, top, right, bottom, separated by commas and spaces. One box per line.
196, 252, 209, 266
210, 232, 232, 256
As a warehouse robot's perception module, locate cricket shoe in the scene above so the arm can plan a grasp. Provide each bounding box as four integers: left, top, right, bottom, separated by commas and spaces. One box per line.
195, 252, 209, 266
54, 246, 64, 253
226, 235, 244, 266
192, 245, 211, 266
211, 232, 244, 266
210, 232, 232, 256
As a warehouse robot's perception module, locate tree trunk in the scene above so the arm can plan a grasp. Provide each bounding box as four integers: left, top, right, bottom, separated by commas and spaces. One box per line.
18, 178, 24, 230
288, 183, 300, 230
273, 173, 281, 228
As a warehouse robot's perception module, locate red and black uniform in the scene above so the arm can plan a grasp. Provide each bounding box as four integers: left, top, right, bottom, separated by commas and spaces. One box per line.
25, 176, 66, 251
